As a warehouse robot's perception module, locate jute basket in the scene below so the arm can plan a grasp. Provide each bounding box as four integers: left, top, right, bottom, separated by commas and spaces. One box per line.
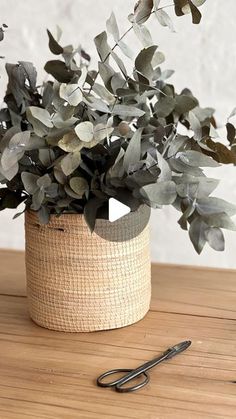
25, 205, 151, 332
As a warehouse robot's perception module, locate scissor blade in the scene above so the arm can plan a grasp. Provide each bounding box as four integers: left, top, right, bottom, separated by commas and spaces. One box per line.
165, 340, 191, 359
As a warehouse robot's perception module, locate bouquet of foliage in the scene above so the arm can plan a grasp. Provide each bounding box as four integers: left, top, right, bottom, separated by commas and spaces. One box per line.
0, 0, 236, 253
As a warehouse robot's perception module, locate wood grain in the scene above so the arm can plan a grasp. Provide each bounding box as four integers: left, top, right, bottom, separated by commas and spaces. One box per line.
0, 250, 235, 418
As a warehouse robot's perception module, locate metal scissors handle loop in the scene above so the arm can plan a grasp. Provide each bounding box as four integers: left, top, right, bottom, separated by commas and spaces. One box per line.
97, 340, 191, 393
97, 368, 150, 393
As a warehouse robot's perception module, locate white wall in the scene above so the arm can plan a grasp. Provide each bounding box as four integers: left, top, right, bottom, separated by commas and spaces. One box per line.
0, 0, 235, 267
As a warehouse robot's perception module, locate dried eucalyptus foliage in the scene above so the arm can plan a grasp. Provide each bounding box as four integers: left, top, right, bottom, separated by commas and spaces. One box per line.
0, 0, 236, 253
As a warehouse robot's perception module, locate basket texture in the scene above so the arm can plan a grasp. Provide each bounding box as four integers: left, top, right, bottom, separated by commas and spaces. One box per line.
25, 206, 151, 332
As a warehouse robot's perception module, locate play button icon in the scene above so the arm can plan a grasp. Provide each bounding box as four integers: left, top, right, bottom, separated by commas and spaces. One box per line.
108, 198, 130, 222
94, 202, 151, 242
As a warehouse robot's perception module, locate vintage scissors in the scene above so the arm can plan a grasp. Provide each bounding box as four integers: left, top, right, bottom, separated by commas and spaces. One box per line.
97, 340, 191, 393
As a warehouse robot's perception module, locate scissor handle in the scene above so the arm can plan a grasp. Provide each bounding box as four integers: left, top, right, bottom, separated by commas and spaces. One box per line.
97, 368, 150, 392
97, 368, 132, 387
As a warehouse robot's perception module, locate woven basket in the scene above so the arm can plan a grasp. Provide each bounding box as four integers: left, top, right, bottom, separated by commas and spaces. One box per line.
25, 206, 151, 332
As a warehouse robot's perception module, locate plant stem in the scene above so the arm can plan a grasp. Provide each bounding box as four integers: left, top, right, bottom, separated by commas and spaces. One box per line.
87, 3, 174, 95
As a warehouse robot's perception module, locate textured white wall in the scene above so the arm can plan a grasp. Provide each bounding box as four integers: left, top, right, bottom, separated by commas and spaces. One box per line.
0, 0, 236, 267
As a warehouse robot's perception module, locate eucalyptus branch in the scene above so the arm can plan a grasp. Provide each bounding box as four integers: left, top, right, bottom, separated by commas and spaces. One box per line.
88, 3, 174, 95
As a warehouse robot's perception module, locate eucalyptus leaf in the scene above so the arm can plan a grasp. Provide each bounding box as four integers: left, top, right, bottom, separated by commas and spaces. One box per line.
111, 51, 127, 77
69, 177, 88, 197
203, 212, 236, 231
174, 0, 204, 24
154, 96, 176, 118
205, 227, 225, 251
92, 83, 115, 104
64, 184, 82, 199
189, 216, 207, 254
47, 29, 63, 55
196, 197, 236, 216
27, 107, 53, 128
117, 41, 134, 59
60, 151, 81, 176
0, 162, 19, 181
189, 1, 202, 24
156, 151, 172, 181
111, 105, 145, 117
21, 172, 39, 194
84, 197, 106, 232
226, 122, 236, 145
39, 149, 55, 166
98, 62, 115, 88
140, 180, 177, 205
94, 123, 113, 142
159, 69, 174, 81
44, 60, 74, 83
52, 113, 77, 129
175, 95, 198, 114
59, 83, 83, 106
54, 167, 67, 185
152, 51, 165, 67
37, 174, 52, 189
123, 129, 142, 172
1, 147, 23, 171
75, 121, 94, 142
133, 22, 153, 47
37, 206, 50, 224
32, 188, 44, 210
133, 0, 154, 24
94, 31, 110, 62
106, 12, 120, 42
58, 131, 82, 152
155, 9, 175, 32
177, 150, 219, 167
135, 45, 157, 81
175, 175, 219, 199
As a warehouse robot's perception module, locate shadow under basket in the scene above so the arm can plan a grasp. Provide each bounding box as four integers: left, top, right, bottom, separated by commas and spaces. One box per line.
25, 206, 151, 332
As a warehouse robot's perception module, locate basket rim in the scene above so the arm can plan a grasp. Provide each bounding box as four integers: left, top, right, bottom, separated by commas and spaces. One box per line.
26, 204, 150, 223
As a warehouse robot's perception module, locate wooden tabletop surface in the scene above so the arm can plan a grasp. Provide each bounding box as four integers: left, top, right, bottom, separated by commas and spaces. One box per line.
0, 249, 236, 419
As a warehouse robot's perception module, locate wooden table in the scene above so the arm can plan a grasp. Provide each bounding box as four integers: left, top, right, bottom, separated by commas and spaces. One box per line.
0, 250, 236, 419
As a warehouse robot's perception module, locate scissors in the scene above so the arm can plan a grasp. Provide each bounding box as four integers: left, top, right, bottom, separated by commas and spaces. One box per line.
97, 340, 191, 393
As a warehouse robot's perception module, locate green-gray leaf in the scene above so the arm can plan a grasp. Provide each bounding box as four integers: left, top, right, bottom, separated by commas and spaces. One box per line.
135, 45, 157, 80
84, 197, 106, 232
21, 172, 39, 195
47, 29, 63, 55
133, 22, 153, 47
94, 31, 110, 62
123, 129, 142, 172
189, 216, 207, 254
203, 212, 236, 231
155, 9, 175, 32
60, 151, 81, 176
205, 227, 225, 251
188, 111, 202, 141
133, 0, 154, 25
44, 60, 74, 83
59, 83, 83, 106
177, 150, 219, 167
75, 121, 94, 142
106, 12, 119, 42
197, 197, 236, 216
154, 96, 176, 118
37, 174, 52, 189
140, 180, 177, 205
175, 95, 198, 114
69, 177, 88, 197
111, 105, 145, 118
32, 188, 45, 210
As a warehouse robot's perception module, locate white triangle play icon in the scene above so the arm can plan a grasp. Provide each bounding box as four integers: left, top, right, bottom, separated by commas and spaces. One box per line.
108, 198, 131, 222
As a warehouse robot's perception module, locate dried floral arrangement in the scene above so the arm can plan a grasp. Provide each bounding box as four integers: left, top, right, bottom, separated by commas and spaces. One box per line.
0, 0, 236, 254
